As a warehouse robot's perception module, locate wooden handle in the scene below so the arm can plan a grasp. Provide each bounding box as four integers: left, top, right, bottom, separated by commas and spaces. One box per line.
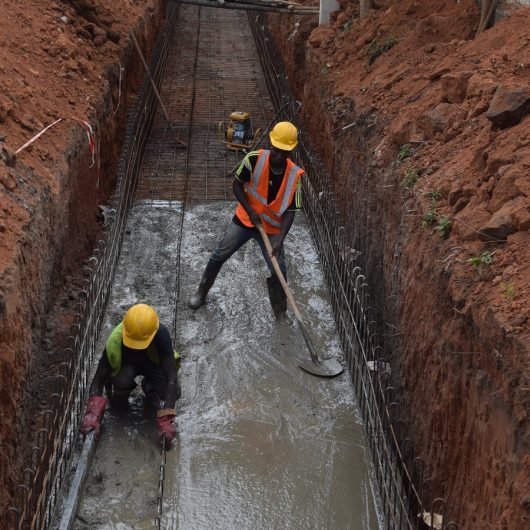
256, 224, 301, 320
256, 224, 321, 365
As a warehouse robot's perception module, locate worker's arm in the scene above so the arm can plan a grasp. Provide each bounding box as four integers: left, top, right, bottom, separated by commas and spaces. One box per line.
88, 353, 112, 396
154, 325, 180, 409
271, 209, 295, 257
81, 352, 111, 438
233, 152, 261, 225
233, 177, 261, 226
153, 324, 180, 450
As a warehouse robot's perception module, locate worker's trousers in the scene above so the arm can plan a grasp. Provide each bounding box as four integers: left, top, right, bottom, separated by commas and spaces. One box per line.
112, 361, 182, 403
207, 220, 287, 278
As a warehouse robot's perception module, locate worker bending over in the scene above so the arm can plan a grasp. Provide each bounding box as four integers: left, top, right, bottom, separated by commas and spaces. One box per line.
80, 304, 181, 449
188, 121, 304, 324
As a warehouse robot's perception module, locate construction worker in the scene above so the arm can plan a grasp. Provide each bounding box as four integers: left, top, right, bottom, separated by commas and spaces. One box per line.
188, 121, 304, 324
80, 304, 181, 449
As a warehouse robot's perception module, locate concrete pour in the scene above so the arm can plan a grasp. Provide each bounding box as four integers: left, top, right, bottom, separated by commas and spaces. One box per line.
72, 200, 382, 530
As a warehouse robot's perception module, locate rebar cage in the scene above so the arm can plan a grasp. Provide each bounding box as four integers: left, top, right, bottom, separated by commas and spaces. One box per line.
249, 13, 459, 530
5, 4, 458, 530
4, 4, 181, 528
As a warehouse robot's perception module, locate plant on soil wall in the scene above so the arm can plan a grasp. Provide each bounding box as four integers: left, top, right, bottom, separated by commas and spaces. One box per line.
367, 35, 398, 66
342, 18, 353, 33
422, 209, 437, 229
437, 217, 452, 238
397, 143, 413, 162
401, 165, 419, 188
501, 282, 516, 298
321, 63, 331, 76
421, 190, 444, 228
426, 190, 443, 202
467, 250, 493, 270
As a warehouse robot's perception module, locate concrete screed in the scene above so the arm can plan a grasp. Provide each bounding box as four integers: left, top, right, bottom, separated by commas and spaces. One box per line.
72, 201, 382, 530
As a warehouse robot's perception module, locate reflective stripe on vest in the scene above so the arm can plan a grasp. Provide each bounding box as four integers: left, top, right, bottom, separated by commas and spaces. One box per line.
105, 323, 180, 378
262, 213, 281, 227
250, 151, 268, 195
235, 149, 303, 234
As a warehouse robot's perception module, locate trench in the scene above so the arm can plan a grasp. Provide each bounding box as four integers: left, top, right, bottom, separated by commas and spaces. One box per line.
6, 3, 455, 530
67, 5, 381, 528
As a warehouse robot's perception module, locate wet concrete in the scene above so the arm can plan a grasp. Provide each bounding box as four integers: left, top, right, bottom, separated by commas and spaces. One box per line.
71, 201, 382, 529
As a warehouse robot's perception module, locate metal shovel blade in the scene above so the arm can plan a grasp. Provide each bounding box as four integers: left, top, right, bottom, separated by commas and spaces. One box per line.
299, 357, 344, 378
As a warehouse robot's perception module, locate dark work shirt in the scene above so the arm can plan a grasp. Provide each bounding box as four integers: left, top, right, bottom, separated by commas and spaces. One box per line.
232, 150, 300, 229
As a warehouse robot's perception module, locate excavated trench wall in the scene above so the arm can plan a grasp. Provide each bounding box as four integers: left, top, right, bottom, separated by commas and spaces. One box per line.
267, 6, 529, 530
0, 0, 166, 519
3, 1, 529, 528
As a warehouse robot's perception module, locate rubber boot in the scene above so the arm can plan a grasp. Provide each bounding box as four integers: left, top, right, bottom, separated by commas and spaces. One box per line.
188, 263, 220, 309
266, 276, 292, 326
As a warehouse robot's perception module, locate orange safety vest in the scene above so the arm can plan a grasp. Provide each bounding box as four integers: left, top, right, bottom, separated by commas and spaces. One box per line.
235, 149, 304, 235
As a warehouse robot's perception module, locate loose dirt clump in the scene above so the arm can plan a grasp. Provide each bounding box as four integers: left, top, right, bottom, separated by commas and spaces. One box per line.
269, 0, 529, 527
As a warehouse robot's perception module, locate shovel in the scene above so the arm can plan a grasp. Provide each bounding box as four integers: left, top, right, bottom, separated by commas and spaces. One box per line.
257, 224, 343, 378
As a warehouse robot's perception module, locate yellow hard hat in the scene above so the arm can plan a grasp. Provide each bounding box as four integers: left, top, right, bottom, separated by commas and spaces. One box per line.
269, 121, 298, 151
122, 304, 160, 349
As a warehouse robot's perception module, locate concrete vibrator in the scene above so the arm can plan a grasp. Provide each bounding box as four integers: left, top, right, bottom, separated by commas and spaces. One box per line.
218, 111, 262, 150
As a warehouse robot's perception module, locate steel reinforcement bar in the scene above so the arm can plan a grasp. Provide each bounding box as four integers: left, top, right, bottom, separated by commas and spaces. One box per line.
249, 13, 459, 530
4, 3, 181, 529
5, 5, 460, 530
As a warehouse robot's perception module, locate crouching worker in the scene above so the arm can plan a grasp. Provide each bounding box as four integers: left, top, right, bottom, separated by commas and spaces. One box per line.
188, 121, 303, 325
80, 303, 181, 449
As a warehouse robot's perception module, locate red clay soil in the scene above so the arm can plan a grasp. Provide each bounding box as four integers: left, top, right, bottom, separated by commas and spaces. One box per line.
0, 0, 529, 528
0, 0, 166, 516
269, 0, 529, 528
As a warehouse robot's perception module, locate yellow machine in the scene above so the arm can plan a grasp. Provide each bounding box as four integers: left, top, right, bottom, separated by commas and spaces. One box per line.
218, 111, 262, 151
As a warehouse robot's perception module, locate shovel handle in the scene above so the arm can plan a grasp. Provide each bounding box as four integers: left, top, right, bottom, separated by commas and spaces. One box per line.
256, 225, 299, 318
256, 224, 321, 365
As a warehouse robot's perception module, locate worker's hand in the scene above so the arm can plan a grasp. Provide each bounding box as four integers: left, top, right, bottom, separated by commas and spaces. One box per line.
157, 409, 177, 450
270, 240, 283, 258
80, 395, 108, 439
248, 209, 261, 227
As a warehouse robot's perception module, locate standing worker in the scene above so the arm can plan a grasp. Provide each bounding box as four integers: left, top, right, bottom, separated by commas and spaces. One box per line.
188, 121, 304, 324
80, 304, 181, 449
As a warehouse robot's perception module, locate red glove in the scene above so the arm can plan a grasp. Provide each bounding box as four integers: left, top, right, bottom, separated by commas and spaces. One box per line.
80, 395, 108, 439
157, 409, 176, 450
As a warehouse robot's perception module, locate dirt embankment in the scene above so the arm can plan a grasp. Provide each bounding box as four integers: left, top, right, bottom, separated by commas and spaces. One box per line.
0, 0, 166, 514
269, 0, 530, 527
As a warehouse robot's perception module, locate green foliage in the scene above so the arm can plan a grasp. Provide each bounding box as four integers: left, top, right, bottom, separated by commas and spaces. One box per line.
427, 190, 443, 203
342, 19, 353, 32
467, 251, 493, 269
397, 144, 413, 162
367, 36, 398, 66
437, 217, 452, 238
421, 210, 437, 229
401, 166, 419, 188
501, 282, 515, 298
